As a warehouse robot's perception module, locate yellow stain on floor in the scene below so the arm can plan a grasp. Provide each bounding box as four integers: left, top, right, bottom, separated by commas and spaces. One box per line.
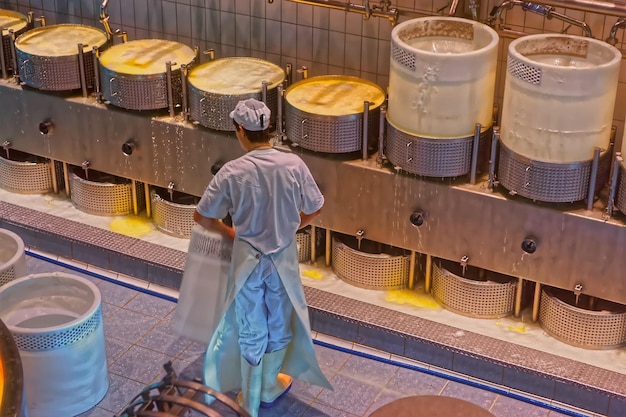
385, 289, 441, 310
496, 320, 528, 334
109, 217, 153, 238
302, 269, 324, 280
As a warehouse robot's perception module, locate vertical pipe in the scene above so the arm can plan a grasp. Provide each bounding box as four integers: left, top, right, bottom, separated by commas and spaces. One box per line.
606, 153, 623, 217
63, 162, 70, 197
77, 44, 88, 98
166, 61, 175, 118
49, 159, 59, 194
424, 254, 432, 293
586, 147, 601, 211
377, 107, 386, 166
277, 84, 284, 141
92, 46, 102, 103
514, 277, 523, 318
181, 64, 189, 122
362, 101, 370, 161
144, 183, 152, 218
285, 63, 292, 87
0, 33, 8, 79
408, 250, 416, 289
488, 127, 499, 190
9, 30, 18, 83
131, 179, 138, 215
532, 282, 541, 322
325, 228, 331, 267
261, 80, 269, 104
310, 225, 316, 264
470, 123, 481, 184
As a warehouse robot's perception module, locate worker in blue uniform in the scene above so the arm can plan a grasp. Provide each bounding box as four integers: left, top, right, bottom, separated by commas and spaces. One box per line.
193, 98, 332, 416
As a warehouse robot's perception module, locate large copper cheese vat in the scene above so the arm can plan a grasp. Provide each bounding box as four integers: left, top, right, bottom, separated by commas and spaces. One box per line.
0, 10, 31, 76
188, 57, 285, 131
285, 75, 385, 153
99, 39, 196, 111
15, 24, 108, 91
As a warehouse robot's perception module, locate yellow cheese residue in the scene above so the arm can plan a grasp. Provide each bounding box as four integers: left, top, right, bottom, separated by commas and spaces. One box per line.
496, 320, 528, 334
99, 39, 195, 75
302, 269, 324, 280
15, 24, 107, 56
385, 289, 441, 310
286, 76, 385, 116
0, 14, 27, 36
188, 58, 284, 94
109, 217, 152, 238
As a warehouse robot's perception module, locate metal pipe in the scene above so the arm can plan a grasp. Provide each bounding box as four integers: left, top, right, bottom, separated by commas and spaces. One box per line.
490, 0, 594, 37
165, 61, 175, 118
377, 106, 386, 167
287, 0, 399, 25
532, 281, 541, 322
181, 64, 189, 122
539, 0, 626, 17
63, 162, 70, 197
325, 228, 331, 267
50, 159, 59, 194
0, 33, 7, 79
606, 17, 626, 46
144, 182, 152, 218
277, 84, 284, 141
362, 101, 372, 161
261, 80, 269, 105
488, 126, 499, 190
9, 30, 19, 83
77, 44, 88, 98
92, 46, 102, 103
408, 250, 416, 289
424, 254, 432, 293
310, 225, 316, 263
586, 147, 601, 211
285, 64, 293, 87
470, 123, 481, 184
131, 179, 138, 215
514, 277, 523, 317
605, 152, 623, 218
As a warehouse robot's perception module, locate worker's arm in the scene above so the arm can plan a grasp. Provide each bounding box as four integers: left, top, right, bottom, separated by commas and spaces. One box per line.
299, 208, 322, 230
194, 210, 235, 241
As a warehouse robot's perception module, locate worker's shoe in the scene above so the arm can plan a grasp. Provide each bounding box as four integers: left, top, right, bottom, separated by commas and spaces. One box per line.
260, 348, 293, 408
237, 356, 263, 417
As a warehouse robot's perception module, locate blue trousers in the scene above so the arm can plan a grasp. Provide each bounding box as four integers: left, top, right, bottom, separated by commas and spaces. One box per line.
235, 255, 293, 366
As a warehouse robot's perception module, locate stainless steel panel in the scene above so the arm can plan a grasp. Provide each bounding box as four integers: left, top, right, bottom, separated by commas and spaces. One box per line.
1, 80, 626, 306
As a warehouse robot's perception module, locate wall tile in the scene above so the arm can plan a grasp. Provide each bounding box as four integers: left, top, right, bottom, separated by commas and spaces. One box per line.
328, 31, 345, 67
312, 27, 329, 64
176, 3, 191, 38
133, 0, 148, 30
235, 0, 250, 15
281, 21, 297, 57
250, 16, 266, 52
266, 18, 282, 55
235, 13, 251, 49
190, 5, 205, 40
344, 33, 362, 70
220, 11, 236, 46
297, 24, 312, 61
297, 3, 313, 26
281, 0, 296, 24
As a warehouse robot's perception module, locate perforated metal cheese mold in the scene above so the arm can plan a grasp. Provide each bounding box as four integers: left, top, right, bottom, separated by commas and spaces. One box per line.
539, 287, 626, 349
151, 189, 197, 238
69, 171, 136, 216
432, 260, 516, 318
331, 234, 409, 290
0, 154, 56, 194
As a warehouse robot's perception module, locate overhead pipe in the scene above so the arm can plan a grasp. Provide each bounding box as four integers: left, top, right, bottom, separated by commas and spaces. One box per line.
490, 1, 593, 38
286, 0, 400, 26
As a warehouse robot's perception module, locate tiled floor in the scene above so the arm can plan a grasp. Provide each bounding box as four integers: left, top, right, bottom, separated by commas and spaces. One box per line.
19, 252, 597, 417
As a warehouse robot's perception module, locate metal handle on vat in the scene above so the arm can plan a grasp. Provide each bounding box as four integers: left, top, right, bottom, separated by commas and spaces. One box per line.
19, 58, 32, 82
109, 77, 118, 97
405, 141, 413, 163
301, 119, 308, 141
200, 97, 208, 116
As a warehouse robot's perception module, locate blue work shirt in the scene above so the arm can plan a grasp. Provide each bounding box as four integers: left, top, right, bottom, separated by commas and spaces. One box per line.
196, 148, 324, 255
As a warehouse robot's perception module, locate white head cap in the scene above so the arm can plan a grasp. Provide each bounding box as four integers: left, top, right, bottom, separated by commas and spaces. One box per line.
229, 99, 271, 131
